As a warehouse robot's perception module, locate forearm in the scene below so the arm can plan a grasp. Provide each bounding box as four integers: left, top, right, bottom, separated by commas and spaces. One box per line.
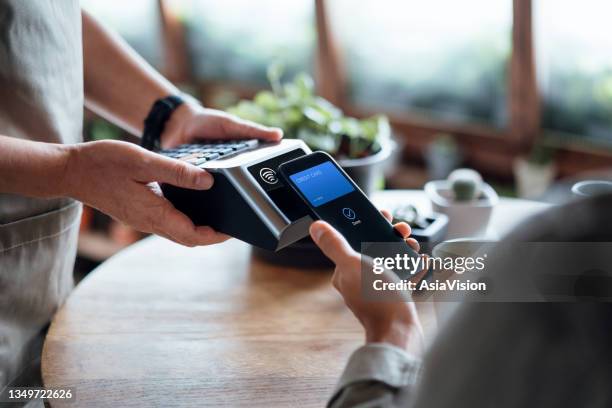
0, 135, 72, 198
82, 11, 179, 136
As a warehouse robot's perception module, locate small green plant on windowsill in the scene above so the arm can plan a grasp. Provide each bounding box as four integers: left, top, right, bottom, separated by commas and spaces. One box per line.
527, 142, 555, 166
227, 63, 390, 160
513, 139, 557, 199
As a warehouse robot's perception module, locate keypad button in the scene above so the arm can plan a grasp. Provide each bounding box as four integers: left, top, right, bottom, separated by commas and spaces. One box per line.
160, 139, 258, 164
203, 153, 220, 160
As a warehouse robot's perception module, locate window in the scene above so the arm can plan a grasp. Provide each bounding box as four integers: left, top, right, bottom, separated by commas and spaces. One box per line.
168, 0, 315, 86
329, 0, 512, 129
535, 0, 612, 146
81, 0, 163, 68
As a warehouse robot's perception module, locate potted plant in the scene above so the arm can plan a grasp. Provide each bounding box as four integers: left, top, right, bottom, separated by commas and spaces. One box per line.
513, 142, 556, 199
425, 168, 498, 239
227, 63, 394, 196
227, 64, 394, 267
424, 133, 462, 180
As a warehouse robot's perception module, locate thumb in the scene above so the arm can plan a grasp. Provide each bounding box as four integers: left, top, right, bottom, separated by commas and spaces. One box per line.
223, 116, 283, 142
310, 221, 357, 265
140, 151, 214, 190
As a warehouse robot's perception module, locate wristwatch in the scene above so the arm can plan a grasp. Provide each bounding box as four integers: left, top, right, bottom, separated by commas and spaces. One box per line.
141, 95, 185, 151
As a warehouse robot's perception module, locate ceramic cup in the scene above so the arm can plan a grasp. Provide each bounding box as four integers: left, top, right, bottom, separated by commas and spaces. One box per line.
571, 180, 612, 198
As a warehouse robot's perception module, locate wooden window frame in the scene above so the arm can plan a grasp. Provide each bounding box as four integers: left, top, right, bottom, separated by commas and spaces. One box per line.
158, 0, 612, 179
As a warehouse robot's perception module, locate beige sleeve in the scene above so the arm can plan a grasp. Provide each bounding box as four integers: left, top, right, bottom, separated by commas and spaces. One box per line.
328, 343, 421, 408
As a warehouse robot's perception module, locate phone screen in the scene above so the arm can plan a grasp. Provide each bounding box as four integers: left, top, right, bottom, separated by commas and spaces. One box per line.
289, 161, 355, 207
282, 154, 417, 258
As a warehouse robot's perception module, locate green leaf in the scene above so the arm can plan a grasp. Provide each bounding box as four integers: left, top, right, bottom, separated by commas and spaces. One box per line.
254, 91, 279, 111
283, 83, 308, 105
264, 112, 286, 129
283, 107, 303, 127
297, 128, 337, 153
294, 73, 314, 98
227, 100, 266, 123
302, 106, 328, 126
226, 64, 390, 159
312, 97, 342, 118
267, 61, 284, 96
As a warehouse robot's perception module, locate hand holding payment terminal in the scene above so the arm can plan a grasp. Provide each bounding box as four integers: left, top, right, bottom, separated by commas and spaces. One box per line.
278, 151, 419, 260
160, 140, 418, 263
160, 139, 314, 251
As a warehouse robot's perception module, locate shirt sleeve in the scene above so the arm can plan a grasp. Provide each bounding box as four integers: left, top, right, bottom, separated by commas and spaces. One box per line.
328, 343, 422, 408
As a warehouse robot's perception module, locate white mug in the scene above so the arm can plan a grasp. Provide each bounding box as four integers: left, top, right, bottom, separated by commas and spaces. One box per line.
571, 180, 612, 198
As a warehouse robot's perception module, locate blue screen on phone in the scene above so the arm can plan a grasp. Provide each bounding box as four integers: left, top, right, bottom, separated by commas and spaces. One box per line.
289, 161, 355, 207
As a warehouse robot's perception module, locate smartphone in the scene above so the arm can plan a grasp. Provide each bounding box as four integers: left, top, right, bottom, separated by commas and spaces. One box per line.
278, 151, 419, 260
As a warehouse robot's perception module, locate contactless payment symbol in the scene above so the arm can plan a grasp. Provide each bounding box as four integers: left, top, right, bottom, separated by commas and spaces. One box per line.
342, 207, 356, 220
259, 167, 278, 185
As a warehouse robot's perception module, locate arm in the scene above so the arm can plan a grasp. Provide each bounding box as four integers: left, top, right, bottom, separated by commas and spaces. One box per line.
0, 135, 227, 246
0, 136, 71, 198
1, 11, 282, 247
82, 11, 177, 136
81, 11, 282, 147
329, 343, 421, 408
309, 217, 425, 407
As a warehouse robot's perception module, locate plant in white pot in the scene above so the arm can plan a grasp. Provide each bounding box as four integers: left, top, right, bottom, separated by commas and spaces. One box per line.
227, 63, 394, 196
425, 169, 499, 239
513, 142, 556, 199
227, 63, 394, 267
425, 133, 462, 180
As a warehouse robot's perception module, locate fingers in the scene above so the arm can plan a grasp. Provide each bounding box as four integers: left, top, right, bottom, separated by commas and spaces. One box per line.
393, 222, 411, 239
222, 115, 283, 142
376, 209, 422, 252
381, 209, 393, 222
406, 238, 420, 252
392, 221, 420, 252
139, 150, 214, 190
154, 202, 229, 247
310, 221, 357, 265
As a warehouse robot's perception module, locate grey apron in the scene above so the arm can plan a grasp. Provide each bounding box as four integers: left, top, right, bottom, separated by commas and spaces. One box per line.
0, 0, 84, 398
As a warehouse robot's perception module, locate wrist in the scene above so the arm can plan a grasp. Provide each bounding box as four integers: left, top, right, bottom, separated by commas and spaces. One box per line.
159, 100, 201, 149
365, 322, 424, 354
60, 143, 81, 199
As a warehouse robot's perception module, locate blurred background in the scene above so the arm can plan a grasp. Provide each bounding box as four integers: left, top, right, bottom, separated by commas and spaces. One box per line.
76, 0, 612, 273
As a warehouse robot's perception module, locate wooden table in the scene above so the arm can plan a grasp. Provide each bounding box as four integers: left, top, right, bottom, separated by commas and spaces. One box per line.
42, 191, 548, 407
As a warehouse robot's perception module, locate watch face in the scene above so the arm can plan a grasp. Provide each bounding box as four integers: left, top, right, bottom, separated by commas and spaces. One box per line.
247, 149, 310, 222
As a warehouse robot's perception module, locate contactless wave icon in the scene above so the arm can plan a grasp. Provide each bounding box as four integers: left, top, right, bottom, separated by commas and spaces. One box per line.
259, 167, 278, 185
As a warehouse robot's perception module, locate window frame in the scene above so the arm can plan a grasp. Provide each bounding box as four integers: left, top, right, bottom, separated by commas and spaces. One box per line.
157, 0, 612, 178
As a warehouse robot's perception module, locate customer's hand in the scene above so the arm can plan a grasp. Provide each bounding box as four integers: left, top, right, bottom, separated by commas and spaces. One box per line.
310, 211, 425, 352
64, 140, 229, 247
160, 103, 283, 149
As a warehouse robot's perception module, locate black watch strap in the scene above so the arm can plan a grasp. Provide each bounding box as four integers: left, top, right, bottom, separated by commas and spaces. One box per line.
141, 95, 185, 151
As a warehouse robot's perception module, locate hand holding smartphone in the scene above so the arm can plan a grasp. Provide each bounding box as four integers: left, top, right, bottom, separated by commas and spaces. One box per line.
278, 152, 419, 261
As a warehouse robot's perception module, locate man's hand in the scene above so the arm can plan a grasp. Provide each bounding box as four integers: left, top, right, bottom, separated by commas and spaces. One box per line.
64, 140, 229, 247
161, 103, 283, 149
309, 211, 425, 352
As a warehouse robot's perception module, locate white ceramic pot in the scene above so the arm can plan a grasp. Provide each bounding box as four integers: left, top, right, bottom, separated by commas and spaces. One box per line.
425, 180, 498, 239
513, 157, 556, 199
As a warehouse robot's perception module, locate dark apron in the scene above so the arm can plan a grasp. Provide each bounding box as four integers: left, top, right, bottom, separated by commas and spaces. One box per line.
0, 0, 84, 402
